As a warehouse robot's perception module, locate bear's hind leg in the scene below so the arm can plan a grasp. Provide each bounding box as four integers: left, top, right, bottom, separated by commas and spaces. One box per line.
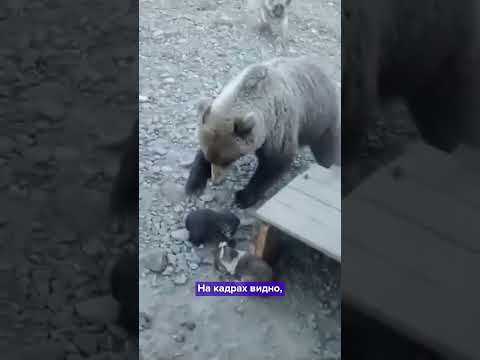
185, 149, 211, 195
310, 126, 337, 168
235, 149, 293, 209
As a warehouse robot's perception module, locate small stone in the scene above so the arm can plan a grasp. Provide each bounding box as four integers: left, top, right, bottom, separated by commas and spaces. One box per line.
196, 1, 215, 11
167, 253, 177, 264
179, 155, 195, 168
307, 313, 318, 329
31, 221, 44, 232
163, 266, 175, 276
0, 137, 15, 154
56, 227, 77, 243
180, 321, 196, 331
50, 310, 73, 329
163, 77, 176, 84
173, 273, 188, 285
75, 296, 119, 324
67, 355, 83, 360
160, 181, 185, 203
173, 333, 186, 343
142, 249, 168, 273
189, 263, 199, 270
73, 333, 98, 356
19, 343, 65, 360
0, 168, 12, 189
240, 216, 256, 227
39, 101, 65, 121
108, 324, 129, 340
139, 312, 152, 330
200, 193, 215, 202
154, 145, 168, 156
171, 243, 182, 253
234, 305, 245, 315
139, 95, 148, 102
82, 237, 106, 256
215, 15, 234, 27
176, 258, 188, 271
170, 229, 189, 242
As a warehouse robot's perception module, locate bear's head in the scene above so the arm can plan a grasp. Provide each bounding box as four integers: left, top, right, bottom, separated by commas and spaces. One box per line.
195, 65, 269, 178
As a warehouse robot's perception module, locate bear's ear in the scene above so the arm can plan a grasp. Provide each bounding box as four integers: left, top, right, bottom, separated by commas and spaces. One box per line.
234, 113, 256, 138
243, 65, 268, 90
285, 0, 292, 7
197, 97, 212, 121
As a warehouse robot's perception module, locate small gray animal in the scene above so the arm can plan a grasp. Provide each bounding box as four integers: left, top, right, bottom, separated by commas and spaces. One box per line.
246, 0, 292, 51
235, 253, 273, 282
213, 242, 273, 282
214, 241, 245, 274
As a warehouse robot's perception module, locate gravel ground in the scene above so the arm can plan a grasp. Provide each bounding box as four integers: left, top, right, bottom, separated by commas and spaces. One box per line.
1, 0, 137, 358
139, 0, 340, 359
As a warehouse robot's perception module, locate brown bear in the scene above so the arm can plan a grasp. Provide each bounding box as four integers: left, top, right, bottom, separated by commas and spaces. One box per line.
185, 55, 340, 209
342, 0, 480, 165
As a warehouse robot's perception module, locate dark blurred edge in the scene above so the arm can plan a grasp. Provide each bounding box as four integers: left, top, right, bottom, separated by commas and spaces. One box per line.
1, 0, 139, 358
341, 0, 480, 359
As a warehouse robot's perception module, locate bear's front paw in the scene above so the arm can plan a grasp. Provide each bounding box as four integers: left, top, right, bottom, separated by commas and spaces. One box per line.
185, 173, 208, 196
234, 188, 259, 209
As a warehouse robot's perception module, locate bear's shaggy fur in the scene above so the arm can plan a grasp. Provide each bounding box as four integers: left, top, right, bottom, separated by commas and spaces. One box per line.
186, 55, 340, 209
109, 120, 139, 220
342, 0, 480, 165
110, 251, 138, 335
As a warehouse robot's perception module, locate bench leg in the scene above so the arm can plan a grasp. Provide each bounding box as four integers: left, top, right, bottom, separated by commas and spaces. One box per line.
252, 224, 283, 267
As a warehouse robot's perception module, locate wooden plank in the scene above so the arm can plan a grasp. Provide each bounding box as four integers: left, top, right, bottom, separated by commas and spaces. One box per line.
253, 224, 284, 267
453, 145, 480, 174
254, 224, 270, 259
369, 142, 480, 210
343, 221, 480, 360
288, 173, 341, 210
353, 172, 480, 251
343, 197, 479, 293
257, 191, 341, 261
343, 142, 480, 359
256, 165, 341, 261
306, 164, 341, 186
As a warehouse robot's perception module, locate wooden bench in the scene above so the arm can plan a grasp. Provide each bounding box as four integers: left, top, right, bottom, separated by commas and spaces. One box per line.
343, 142, 480, 360
254, 164, 341, 265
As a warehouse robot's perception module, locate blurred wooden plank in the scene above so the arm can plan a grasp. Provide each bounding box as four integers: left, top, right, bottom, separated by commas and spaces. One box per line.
343, 142, 480, 359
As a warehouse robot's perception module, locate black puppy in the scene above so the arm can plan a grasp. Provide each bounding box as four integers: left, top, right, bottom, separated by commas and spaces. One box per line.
185, 209, 240, 248
110, 251, 138, 336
